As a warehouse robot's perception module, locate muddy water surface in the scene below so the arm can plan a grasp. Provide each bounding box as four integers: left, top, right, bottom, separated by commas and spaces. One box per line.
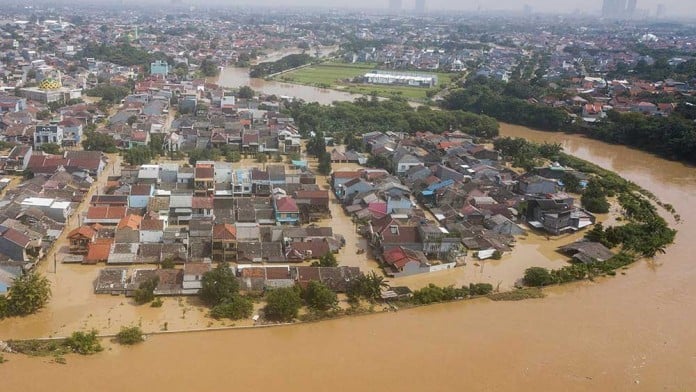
3, 124, 695, 391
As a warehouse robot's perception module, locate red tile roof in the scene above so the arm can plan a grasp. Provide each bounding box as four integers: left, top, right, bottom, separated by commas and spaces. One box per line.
117, 214, 142, 230
213, 223, 237, 241
67, 225, 96, 239
274, 196, 299, 213
86, 206, 128, 220
85, 239, 113, 264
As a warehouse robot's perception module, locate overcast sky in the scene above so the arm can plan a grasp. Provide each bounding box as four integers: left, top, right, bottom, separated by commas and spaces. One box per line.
200, 0, 693, 16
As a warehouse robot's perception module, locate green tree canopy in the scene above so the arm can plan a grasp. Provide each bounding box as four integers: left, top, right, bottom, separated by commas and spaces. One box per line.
6, 272, 51, 316
200, 262, 239, 306
523, 267, 555, 287
264, 287, 302, 322
210, 295, 253, 320
303, 281, 337, 312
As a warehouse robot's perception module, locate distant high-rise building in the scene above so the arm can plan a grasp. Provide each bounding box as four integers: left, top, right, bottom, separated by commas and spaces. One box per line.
388, 0, 402, 13
627, 0, 637, 15
656, 4, 666, 18
602, 0, 630, 18
415, 0, 425, 14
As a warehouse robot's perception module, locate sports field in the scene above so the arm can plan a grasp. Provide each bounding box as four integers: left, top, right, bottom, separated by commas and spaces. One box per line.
274, 61, 459, 101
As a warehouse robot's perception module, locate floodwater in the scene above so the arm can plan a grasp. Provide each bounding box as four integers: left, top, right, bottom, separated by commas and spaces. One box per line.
3, 122, 695, 391
216, 46, 361, 106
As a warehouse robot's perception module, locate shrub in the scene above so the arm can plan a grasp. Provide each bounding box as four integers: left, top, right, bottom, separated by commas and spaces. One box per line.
264, 287, 302, 322
64, 330, 103, 355
210, 295, 253, 320
524, 267, 556, 287
134, 277, 158, 305
115, 326, 145, 345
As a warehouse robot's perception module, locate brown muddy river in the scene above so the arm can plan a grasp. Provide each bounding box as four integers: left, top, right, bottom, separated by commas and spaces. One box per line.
3, 123, 695, 391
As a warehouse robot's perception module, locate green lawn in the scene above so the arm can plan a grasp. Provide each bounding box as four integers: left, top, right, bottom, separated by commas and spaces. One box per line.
274, 61, 460, 101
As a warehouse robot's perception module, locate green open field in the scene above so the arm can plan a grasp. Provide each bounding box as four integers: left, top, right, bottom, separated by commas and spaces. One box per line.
274, 61, 459, 101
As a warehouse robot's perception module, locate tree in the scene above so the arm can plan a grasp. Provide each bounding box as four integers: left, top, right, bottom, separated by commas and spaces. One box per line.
346, 271, 387, 301
160, 257, 175, 269
264, 287, 302, 322
200, 262, 239, 306
199, 57, 219, 77
0, 295, 8, 319
469, 283, 493, 296
124, 145, 153, 166
39, 143, 61, 155
581, 179, 610, 214
115, 326, 144, 345
82, 131, 117, 153
6, 272, 51, 316
523, 267, 555, 287
209, 295, 253, 320
318, 252, 337, 267
36, 110, 51, 120
304, 281, 337, 312
134, 277, 158, 305
306, 132, 326, 157
562, 172, 582, 193
317, 151, 332, 175
237, 86, 255, 99
65, 330, 103, 355
256, 153, 268, 163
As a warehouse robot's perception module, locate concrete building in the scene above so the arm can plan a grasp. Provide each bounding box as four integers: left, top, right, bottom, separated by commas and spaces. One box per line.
150, 60, 170, 76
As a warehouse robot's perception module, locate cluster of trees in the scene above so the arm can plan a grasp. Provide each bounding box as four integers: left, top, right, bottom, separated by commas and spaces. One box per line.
0, 272, 51, 319
443, 77, 569, 131
134, 277, 158, 305
78, 43, 168, 68
411, 283, 493, 305
198, 57, 219, 78
84, 85, 131, 104
115, 326, 145, 345
346, 271, 387, 303
82, 130, 118, 153
286, 98, 499, 138
64, 330, 103, 355
575, 111, 696, 163
306, 131, 332, 175
524, 252, 637, 287
493, 136, 562, 171
608, 57, 696, 82
250, 54, 314, 78
580, 179, 610, 214
201, 262, 253, 321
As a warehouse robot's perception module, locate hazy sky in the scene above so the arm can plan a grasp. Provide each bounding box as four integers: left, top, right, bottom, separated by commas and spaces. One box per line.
209, 0, 693, 16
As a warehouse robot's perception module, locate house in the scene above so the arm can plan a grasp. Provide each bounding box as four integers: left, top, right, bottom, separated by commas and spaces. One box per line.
559, 241, 614, 264
34, 124, 63, 147
67, 225, 96, 254
6, 145, 33, 172
182, 262, 212, 294
517, 175, 559, 195
331, 171, 362, 190
0, 225, 35, 262
84, 238, 113, 264
582, 103, 606, 122
418, 224, 461, 256
484, 214, 526, 236
117, 214, 142, 232
525, 196, 595, 235
129, 184, 154, 208
273, 196, 300, 225
194, 163, 215, 196
212, 223, 237, 262
381, 246, 455, 277
338, 178, 373, 202
395, 154, 423, 174
293, 190, 330, 212
140, 219, 165, 243
20, 197, 71, 223
83, 206, 127, 225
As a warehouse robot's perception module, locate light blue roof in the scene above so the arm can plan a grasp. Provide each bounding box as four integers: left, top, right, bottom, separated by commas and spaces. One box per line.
292, 160, 308, 167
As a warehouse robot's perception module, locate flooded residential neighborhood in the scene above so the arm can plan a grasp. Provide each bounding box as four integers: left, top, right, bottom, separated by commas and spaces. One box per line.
0, 2, 695, 391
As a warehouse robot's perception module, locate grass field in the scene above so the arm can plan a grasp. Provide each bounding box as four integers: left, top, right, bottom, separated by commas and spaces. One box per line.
274, 61, 460, 101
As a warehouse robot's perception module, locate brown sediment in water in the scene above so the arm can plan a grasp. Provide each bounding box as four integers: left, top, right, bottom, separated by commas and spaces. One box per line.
2, 124, 695, 391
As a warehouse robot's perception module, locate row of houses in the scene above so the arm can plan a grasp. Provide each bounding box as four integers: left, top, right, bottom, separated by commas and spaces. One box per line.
94, 264, 361, 296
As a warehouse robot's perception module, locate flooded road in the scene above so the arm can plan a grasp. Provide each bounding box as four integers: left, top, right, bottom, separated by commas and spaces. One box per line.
3, 123, 695, 391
